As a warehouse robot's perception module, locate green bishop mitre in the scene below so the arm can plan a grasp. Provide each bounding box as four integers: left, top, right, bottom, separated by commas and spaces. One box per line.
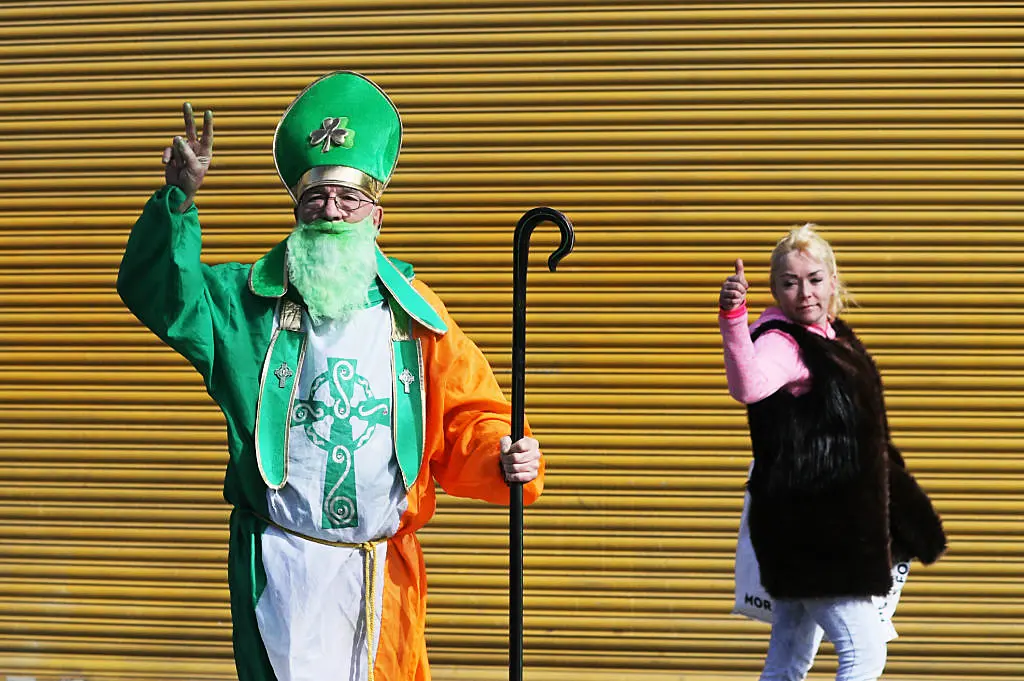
274, 71, 401, 203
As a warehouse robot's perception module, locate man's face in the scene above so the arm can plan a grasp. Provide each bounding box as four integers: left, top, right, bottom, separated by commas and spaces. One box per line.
296, 185, 382, 229
287, 185, 383, 324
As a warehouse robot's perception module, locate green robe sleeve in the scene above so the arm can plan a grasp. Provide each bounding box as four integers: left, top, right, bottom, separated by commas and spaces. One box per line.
117, 185, 241, 383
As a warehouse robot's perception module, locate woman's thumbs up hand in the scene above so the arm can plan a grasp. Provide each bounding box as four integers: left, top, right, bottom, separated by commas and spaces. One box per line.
719, 258, 750, 311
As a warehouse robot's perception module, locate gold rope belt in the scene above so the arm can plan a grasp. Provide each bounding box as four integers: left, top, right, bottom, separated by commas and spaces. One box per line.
252, 512, 388, 681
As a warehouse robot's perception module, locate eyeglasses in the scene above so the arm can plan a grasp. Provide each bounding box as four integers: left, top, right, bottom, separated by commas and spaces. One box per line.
300, 190, 375, 214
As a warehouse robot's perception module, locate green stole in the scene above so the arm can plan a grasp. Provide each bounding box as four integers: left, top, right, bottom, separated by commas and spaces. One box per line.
248, 241, 447, 492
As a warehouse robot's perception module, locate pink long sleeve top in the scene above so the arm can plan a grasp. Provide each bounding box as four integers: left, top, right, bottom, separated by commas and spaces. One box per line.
719, 303, 836, 404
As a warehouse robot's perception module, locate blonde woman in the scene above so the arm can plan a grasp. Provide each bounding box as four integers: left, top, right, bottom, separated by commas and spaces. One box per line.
718, 224, 946, 681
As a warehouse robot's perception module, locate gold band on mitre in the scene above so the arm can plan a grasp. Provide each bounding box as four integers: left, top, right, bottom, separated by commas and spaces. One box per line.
290, 165, 385, 203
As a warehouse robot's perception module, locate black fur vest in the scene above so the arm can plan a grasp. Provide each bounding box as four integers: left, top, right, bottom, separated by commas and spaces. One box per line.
746, 318, 946, 599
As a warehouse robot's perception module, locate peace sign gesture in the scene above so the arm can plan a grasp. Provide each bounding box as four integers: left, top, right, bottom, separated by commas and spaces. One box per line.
162, 102, 213, 212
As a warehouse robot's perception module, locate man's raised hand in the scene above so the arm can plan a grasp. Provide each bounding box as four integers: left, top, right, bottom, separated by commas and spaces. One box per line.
719, 258, 750, 311
162, 102, 213, 212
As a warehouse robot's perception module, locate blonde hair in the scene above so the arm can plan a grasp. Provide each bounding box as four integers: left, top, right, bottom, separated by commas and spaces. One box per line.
769, 223, 851, 319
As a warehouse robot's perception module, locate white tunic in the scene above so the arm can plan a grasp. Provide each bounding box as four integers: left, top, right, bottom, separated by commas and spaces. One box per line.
255, 300, 405, 681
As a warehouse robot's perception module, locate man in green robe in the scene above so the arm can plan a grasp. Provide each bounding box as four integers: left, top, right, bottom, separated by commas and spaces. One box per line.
118, 71, 545, 681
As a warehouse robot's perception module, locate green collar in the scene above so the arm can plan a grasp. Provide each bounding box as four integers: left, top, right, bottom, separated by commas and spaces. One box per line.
247, 239, 448, 335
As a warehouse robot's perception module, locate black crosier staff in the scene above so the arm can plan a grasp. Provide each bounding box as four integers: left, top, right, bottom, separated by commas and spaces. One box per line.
509, 207, 575, 681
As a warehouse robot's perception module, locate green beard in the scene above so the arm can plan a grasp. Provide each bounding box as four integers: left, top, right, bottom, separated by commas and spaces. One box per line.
286, 215, 379, 325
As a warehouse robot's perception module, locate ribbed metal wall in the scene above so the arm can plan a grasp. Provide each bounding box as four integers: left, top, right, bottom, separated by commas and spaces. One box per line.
1, 2, 1022, 680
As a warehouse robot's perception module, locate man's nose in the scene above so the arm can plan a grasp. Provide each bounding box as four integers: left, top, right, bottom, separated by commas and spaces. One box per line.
322, 197, 344, 221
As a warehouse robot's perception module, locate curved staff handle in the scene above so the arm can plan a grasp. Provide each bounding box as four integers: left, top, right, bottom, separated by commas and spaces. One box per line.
509, 207, 575, 681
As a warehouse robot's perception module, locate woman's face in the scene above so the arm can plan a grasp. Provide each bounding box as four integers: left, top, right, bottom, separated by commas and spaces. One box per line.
772, 250, 836, 327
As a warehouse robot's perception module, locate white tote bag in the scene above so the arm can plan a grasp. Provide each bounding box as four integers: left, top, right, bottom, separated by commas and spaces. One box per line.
732, 488, 909, 642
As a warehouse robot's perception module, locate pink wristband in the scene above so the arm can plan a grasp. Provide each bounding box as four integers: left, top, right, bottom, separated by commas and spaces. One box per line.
719, 302, 748, 319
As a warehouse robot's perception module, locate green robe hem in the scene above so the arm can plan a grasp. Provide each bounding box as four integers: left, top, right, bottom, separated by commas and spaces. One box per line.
228, 509, 277, 681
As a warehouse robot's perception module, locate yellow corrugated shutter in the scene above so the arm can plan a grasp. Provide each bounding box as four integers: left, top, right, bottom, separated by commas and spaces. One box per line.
1, 2, 1022, 680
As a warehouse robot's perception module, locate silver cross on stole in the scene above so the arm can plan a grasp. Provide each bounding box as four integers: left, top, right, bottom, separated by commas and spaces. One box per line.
398, 368, 416, 394
274, 362, 294, 389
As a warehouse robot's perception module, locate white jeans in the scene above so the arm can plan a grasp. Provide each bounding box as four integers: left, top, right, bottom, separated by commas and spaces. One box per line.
759, 597, 887, 681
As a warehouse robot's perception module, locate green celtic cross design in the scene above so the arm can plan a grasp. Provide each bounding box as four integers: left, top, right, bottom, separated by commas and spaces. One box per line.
291, 358, 390, 529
